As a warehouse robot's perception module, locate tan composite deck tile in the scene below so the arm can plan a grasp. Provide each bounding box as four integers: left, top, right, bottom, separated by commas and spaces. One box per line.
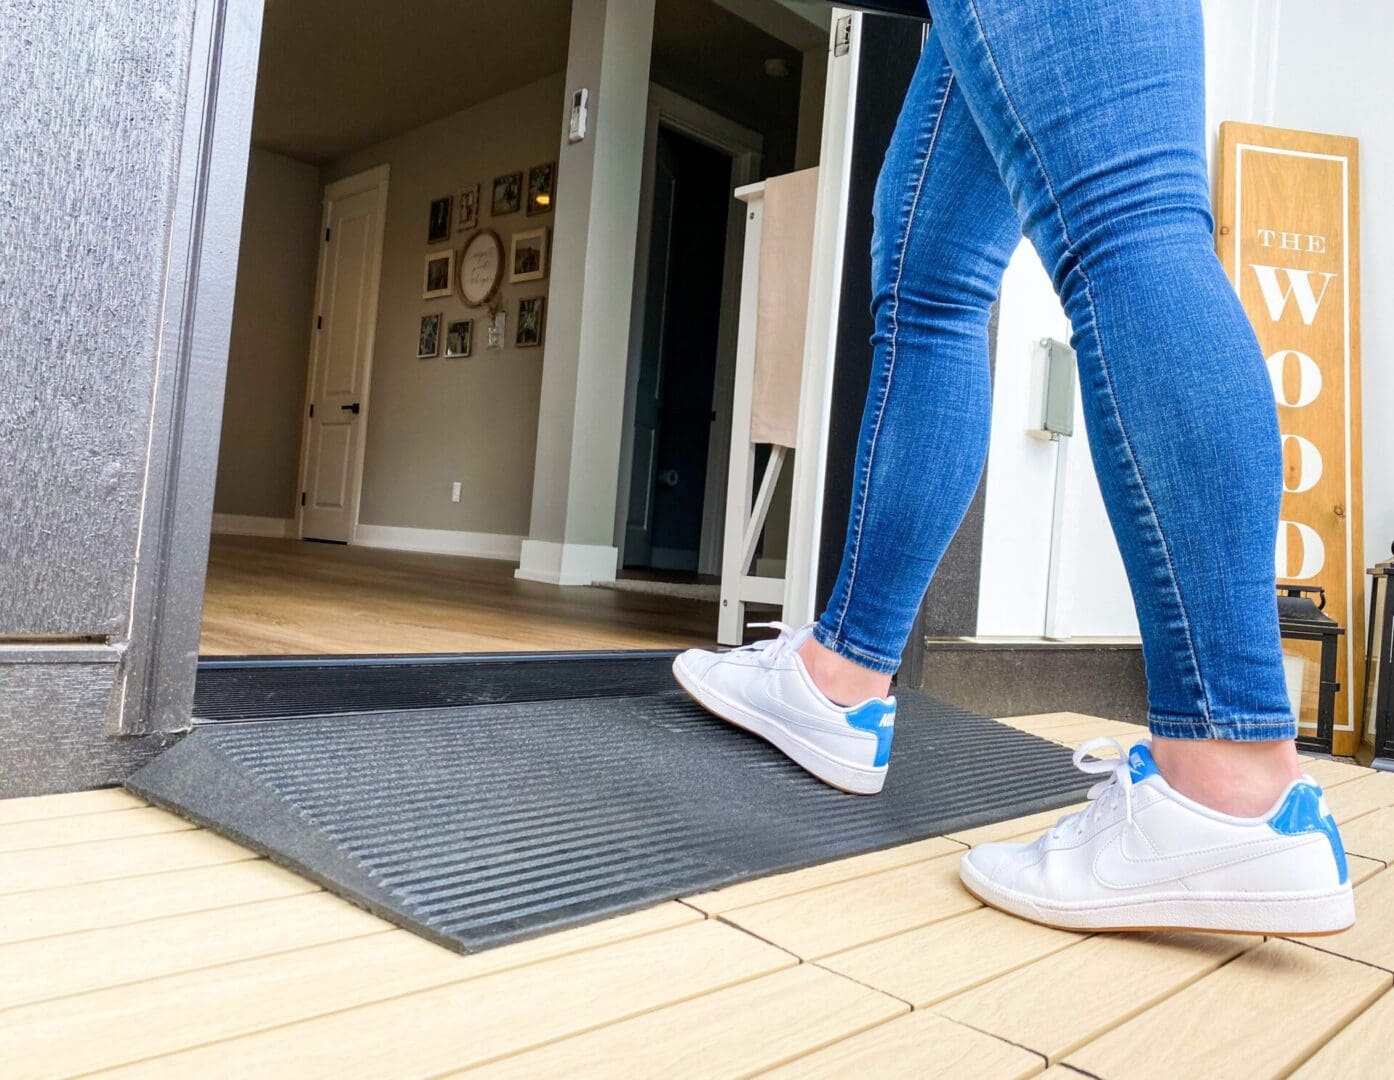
463, 964, 906, 1079
993, 712, 1103, 735
94, 919, 794, 1079
0, 858, 320, 945
1340, 805, 1394, 863
718, 851, 977, 960
1348, 853, 1385, 884
818, 905, 1081, 1007
760, 1009, 1044, 1080
934, 930, 1255, 1065
1064, 939, 1391, 1079
1326, 771, 1394, 824
1300, 757, 1374, 789
1289, 987, 1394, 1079
1298, 865, 1394, 971
0, 787, 146, 824
0, 805, 194, 854
0, 827, 258, 895
1021, 719, 1145, 746
945, 802, 1088, 847
0, 890, 392, 1010
3, 902, 702, 1078
683, 835, 964, 915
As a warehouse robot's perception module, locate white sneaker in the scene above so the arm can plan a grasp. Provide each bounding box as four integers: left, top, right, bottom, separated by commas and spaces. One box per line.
959, 737, 1355, 936
672, 622, 895, 795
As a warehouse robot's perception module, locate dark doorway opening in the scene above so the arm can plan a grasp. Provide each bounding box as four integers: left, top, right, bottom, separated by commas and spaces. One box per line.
623, 126, 733, 573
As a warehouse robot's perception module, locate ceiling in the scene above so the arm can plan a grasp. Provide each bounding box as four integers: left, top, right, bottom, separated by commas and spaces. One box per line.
251, 0, 826, 165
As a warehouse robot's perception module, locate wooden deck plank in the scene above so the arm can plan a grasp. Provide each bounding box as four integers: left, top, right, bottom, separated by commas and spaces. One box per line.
463, 965, 905, 1079
1326, 771, 1394, 824
682, 835, 963, 915
718, 851, 977, 960
2, 902, 703, 1078
0, 890, 391, 1010
760, 1010, 1043, 1080
0, 787, 146, 824
0, 827, 258, 896
89, 920, 793, 1079
1290, 988, 1394, 1079
1301, 758, 1374, 789
819, 905, 1080, 1007
0, 859, 318, 945
946, 802, 1088, 847
1340, 805, 1394, 863
994, 712, 1104, 735
1298, 865, 1394, 972
935, 931, 1255, 1064
0, 805, 193, 854
1065, 940, 1391, 1079
1348, 853, 1386, 885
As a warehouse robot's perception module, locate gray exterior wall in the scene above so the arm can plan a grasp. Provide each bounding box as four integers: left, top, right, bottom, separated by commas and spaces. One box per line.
0, 0, 257, 796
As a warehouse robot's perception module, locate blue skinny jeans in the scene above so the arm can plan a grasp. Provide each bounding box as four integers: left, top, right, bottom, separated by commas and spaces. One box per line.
813, 1, 1294, 741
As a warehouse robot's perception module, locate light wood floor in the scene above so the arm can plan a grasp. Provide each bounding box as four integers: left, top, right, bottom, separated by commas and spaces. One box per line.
3, 713, 1391, 1077
200, 535, 721, 655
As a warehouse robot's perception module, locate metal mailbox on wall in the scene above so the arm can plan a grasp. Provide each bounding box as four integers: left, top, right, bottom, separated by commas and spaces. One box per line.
1217, 121, 1364, 756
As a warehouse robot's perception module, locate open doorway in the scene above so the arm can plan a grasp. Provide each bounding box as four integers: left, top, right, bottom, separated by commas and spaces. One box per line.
202, 0, 828, 657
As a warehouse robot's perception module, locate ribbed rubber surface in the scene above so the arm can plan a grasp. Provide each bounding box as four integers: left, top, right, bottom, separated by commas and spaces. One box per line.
193, 652, 678, 721
129, 689, 1090, 953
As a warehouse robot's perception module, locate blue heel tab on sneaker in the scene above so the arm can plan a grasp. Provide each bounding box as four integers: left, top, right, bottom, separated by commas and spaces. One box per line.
845, 700, 895, 767
1268, 782, 1348, 884
1128, 743, 1160, 783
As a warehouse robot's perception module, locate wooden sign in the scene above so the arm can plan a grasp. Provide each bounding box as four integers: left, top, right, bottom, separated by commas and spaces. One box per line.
1216, 122, 1363, 754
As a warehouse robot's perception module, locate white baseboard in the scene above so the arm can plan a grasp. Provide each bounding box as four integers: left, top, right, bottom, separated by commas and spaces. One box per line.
354, 523, 524, 561
211, 513, 295, 538
514, 539, 618, 586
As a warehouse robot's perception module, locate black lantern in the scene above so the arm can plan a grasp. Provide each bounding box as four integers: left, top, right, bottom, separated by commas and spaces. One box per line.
1276, 585, 1344, 754
1361, 545, 1394, 770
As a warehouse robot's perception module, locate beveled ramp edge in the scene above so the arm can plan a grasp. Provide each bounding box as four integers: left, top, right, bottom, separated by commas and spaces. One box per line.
129, 692, 1094, 955
124, 732, 426, 942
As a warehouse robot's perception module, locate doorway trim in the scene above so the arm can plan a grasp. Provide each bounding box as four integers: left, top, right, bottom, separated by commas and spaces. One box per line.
615, 84, 763, 576
294, 164, 390, 544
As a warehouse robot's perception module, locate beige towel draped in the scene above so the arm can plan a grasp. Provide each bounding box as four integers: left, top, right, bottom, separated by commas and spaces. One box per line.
750, 166, 819, 449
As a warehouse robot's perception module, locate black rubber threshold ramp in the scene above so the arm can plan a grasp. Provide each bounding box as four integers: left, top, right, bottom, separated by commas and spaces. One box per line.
128, 686, 1091, 953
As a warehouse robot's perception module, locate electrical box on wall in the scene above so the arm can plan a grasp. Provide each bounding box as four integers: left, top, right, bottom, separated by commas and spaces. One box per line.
1029, 336, 1076, 441
568, 88, 588, 143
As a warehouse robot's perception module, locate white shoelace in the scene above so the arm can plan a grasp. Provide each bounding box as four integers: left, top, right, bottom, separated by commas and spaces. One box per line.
733, 621, 802, 662
1049, 736, 1143, 841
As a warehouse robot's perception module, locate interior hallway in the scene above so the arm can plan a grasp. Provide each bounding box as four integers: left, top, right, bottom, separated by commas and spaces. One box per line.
200, 535, 720, 655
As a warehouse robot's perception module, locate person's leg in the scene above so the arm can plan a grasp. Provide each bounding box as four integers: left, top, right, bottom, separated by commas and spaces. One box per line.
802, 31, 1022, 704
933, 0, 1351, 932
672, 33, 1020, 793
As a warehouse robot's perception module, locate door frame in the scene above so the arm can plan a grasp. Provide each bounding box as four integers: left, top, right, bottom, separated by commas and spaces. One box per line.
614, 84, 762, 575
294, 164, 390, 543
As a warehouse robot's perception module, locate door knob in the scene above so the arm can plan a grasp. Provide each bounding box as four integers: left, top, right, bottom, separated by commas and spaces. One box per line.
341, 403, 361, 414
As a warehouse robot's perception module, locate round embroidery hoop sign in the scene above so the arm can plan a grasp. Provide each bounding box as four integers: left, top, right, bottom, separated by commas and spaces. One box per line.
457, 229, 504, 310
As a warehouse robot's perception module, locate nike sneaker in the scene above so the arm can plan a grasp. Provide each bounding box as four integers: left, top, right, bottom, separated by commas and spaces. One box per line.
959, 737, 1355, 935
672, 622, 895, 795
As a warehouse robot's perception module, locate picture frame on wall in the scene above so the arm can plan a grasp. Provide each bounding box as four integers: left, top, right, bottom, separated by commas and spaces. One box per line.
515, 296, 545, 348
492, 171, 522, 216
427, 194, 453, 243
445, 318, 473, 358
526, 162, 556, 215
418, 313, 442, 358
508, 227, 548, 283
457, 184, 480, 231
422, 250, 454, 299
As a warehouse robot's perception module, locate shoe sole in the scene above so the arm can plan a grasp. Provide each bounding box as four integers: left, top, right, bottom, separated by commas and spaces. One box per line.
959, 857, 1355, 937
672, 655, 886, 796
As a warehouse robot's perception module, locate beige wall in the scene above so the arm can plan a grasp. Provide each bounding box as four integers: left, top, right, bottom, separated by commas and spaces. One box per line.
214, 147, 321, 520
326, 73, 566, 539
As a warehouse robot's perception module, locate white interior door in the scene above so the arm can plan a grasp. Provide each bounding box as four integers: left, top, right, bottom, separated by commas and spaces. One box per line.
300, 165, 388, 542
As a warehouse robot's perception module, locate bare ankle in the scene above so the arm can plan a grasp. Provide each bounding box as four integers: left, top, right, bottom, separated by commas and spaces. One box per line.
1150, 735, 1303, 817
795, 637, 893, 706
